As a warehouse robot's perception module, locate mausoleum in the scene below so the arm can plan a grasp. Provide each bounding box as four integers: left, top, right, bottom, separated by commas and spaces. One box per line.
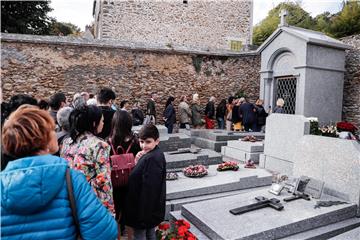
258, 11, 350, 123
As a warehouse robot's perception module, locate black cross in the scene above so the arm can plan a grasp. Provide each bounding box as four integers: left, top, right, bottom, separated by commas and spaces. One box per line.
230, 196, 284, 215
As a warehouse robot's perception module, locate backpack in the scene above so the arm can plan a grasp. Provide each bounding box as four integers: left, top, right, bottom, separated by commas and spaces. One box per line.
109, 139, 135, 188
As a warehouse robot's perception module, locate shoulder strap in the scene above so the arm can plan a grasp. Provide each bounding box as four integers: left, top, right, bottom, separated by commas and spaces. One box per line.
125, 139, 134, 154
66, 168, 81, 238
109, 139, 121, 155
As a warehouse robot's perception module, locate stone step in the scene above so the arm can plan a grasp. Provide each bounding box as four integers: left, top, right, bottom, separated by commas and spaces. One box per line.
329, 226, 360, 240
166, 165, 272, 200
280, 217, 360, 240
193, 137, 226, 152
170, 211, 360, 240
165, 149, 223, 170
180, 189, 358, 240
132, 124, 168, 135
221, 146, 261, 163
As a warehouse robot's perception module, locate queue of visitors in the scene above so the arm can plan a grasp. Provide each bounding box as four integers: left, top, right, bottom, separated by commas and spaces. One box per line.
1, 88, 284, 240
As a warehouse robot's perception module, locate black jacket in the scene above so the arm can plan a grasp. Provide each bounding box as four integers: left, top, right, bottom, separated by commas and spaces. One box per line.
205, 101, 215, 119
97, 106, 115, 140
131, 109, 144, 126
146, 99, 156, 116
255, 105, 268, 126
239, 102, 256, 125
123, 146, 166, 229
163, 104, 176, 125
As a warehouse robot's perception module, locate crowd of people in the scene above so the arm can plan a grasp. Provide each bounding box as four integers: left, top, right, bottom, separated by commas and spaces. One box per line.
0, 88, 285, 240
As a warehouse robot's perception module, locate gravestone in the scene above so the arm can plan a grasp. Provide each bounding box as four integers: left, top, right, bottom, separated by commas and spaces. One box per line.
171, 188, 358, 240
292, 135, 360, 216
260, 114, 310, 175
221, 140, 264, 163
329, 227, 360, 240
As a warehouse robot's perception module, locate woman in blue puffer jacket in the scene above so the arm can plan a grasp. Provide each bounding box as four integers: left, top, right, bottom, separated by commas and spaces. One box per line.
1, 105, 118, 240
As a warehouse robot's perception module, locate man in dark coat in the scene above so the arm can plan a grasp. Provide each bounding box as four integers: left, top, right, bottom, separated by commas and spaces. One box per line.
239, 98, 256, 131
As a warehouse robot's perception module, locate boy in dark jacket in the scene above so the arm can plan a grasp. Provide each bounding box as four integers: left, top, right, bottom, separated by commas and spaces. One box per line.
123, 124, 166, 239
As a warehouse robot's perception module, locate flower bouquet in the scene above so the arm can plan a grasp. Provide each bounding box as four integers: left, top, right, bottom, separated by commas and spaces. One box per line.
156, 219, 197, 240
217, 161, 239, 171
319, 124, 338, 138
183, 165, 208, 178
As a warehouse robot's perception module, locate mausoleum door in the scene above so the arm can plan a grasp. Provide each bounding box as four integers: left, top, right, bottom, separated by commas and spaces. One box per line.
275, 76, 297, 114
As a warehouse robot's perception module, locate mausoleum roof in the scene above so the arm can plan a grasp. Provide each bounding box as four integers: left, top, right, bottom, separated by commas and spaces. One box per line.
257, 25, 351, 53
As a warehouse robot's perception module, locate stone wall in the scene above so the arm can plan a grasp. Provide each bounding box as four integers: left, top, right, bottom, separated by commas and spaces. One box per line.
341, 35, 360, 127
1, 34, 260, 122
94, 0, 253, 52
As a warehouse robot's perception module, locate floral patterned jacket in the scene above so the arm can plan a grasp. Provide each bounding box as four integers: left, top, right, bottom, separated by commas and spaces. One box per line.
60, 132, 115, 215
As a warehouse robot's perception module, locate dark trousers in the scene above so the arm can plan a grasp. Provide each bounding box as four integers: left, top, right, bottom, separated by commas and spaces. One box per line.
165, 123, 173, 134
217, 117, 225, 129
243, 122, 256, 132
133, 227, 156, 240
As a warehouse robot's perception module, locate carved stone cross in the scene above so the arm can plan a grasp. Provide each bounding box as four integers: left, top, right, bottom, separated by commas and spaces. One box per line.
279, 9, 288, 27
229, 196, 284, 215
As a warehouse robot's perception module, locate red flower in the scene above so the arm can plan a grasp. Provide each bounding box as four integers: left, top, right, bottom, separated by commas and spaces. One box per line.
177, 226, 187, 236
337, 122, 358, 132
158, 223, 170, 231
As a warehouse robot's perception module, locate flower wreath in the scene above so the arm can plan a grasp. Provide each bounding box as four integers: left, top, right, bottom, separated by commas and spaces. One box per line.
217, 161, 239, 171
183, 165, 208, 178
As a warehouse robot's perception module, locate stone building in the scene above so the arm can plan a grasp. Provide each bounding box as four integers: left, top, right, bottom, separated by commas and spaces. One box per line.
93, 0, 253, 52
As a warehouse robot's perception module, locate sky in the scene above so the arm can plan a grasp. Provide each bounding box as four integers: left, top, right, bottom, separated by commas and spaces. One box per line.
49, 0, 344, 31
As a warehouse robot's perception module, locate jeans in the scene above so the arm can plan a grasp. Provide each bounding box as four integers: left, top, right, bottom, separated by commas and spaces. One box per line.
165, 123, 173, 133
217, 117, 225, 129
133, 227, 156, 240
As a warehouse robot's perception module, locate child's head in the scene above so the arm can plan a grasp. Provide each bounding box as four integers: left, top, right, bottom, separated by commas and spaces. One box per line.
138, 124, 160, 152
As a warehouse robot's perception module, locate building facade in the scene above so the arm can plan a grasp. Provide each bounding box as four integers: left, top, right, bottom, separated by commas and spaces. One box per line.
93, 0, 253, 52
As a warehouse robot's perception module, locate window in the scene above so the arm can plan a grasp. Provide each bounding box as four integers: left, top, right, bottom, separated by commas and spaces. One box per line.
230, 40, 242, 51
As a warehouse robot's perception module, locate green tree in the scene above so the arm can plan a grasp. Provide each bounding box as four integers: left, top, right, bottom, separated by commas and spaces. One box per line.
253, 2, 315, 46
1, 1, 53, 35
313, 12, 333, 34
329, 1, 360, 38
50, 21, 81, 36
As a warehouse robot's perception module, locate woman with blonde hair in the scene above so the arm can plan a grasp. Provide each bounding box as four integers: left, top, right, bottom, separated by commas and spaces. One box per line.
1, 105, 117, 239
273, 98, 285, 114
191, 93, 203, 129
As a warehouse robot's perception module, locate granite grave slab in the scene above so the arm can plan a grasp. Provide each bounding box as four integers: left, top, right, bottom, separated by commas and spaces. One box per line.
221, 140, 264, 163
158, 133, 192, 152
177, 189, 357, 240
166, 165, 272, 200
165, 149, 223, 170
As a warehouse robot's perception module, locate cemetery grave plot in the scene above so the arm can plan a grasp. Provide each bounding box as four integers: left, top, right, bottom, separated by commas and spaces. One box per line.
171, 188, 358, 240
222, 139, 264, 163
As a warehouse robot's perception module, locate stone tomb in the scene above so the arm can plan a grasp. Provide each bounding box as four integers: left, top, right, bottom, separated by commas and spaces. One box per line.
259, 114, 310, 175
158, 133, 192, 152
165, 165, 272, 220
221, 140, 264, 163
191, 129, 265, 152
171, 188, 358, 240
164, 149, 222, 170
